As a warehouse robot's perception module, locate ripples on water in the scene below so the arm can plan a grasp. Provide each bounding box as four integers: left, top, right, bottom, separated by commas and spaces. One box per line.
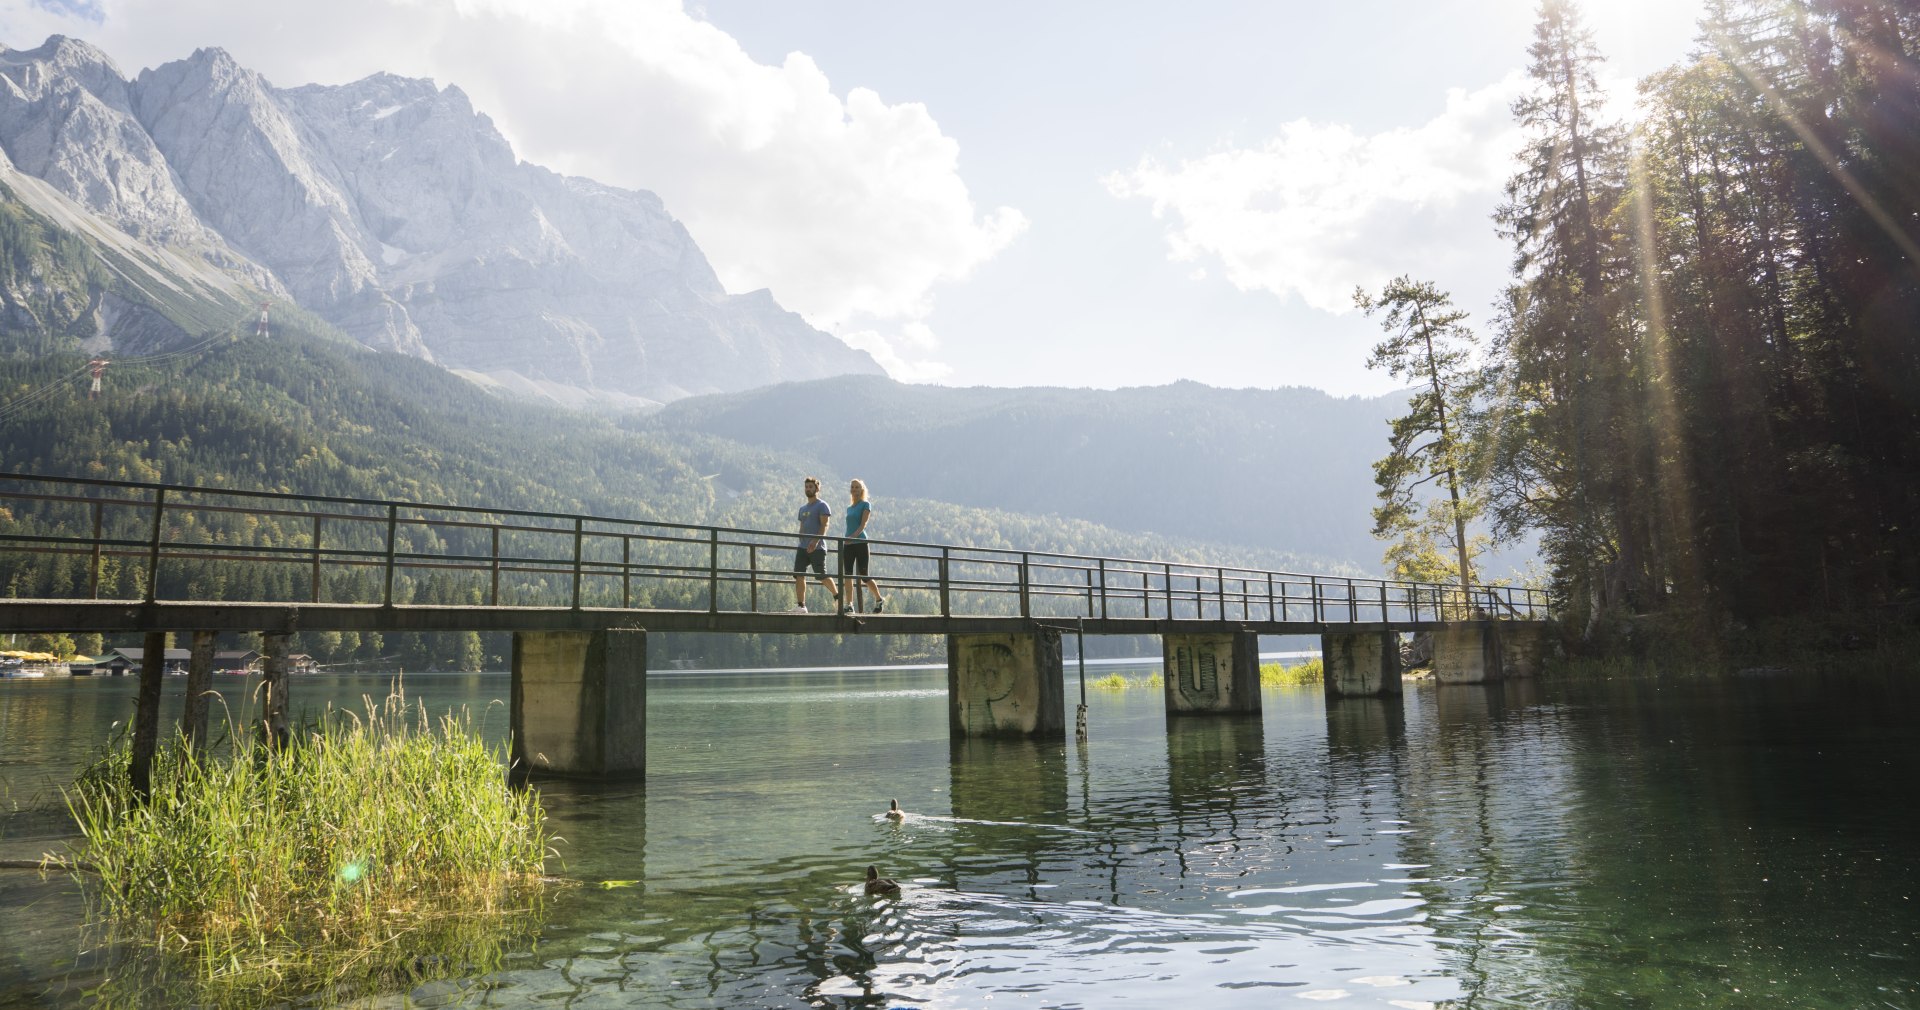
2, 668, 1917, 1008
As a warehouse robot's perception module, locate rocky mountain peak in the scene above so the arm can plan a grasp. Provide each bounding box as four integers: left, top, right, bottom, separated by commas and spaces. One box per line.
0, 35, 219, 246
2, 36, 124, 95
1, 37, 882, 405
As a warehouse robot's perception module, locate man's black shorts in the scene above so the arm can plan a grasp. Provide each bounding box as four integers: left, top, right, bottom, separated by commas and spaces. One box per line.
793, 546, 826, 575
839, 540, 870, 577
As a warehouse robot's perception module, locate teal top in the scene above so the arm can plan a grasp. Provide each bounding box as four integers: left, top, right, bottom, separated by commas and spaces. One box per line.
844, 500, 871, 538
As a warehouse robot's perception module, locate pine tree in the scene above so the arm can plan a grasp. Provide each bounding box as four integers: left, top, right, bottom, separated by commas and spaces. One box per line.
1354, 277, 1485, 598
1486, 0, 1637, 636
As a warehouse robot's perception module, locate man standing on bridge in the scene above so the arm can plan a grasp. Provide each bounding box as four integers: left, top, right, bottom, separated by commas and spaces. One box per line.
791, 476, 839, 613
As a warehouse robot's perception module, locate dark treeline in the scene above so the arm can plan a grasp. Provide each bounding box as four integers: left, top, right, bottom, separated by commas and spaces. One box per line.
1474, 0, 1917, 640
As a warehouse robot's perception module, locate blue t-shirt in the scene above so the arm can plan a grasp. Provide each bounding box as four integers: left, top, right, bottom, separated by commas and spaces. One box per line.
798, 499, 831, 550
845, 500, 871, 539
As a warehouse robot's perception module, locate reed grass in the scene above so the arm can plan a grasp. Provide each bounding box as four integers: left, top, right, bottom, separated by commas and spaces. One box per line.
60, 688, 550, 1004
1087, 671, 1164, 691
1260, 658, 1323, 687
1087, 660, 1326, 691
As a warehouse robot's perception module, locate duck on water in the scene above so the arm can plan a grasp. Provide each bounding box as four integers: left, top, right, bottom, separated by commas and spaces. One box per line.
864, 866, 901, 897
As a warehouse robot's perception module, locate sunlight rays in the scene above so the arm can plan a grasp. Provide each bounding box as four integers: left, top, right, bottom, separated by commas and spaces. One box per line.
1704, 25, 1920, 278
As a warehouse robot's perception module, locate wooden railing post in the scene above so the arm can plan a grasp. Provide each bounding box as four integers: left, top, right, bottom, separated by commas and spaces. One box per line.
708, 529, 720, 613
129, 629, 166, 800
492, 526, 503, 606
143, 488, 166, 603
939, 549, 951, 617
183, 629, 216, 752
749, 543, 759, 613
1215, 566, 1226, 620
1098, 558, 1108, 621
1310, 575, 1320, 622
382, 504, 398, 606
1163, 563, 1173, 620
1018, 553, 1031, 618
571, 517, 584, 610
310, 515, 323, 603
89, 499, 103, 599
1347, 579, 1357, 622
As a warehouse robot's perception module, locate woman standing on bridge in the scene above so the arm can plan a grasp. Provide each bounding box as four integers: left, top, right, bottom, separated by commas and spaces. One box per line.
841, 479, 886, 615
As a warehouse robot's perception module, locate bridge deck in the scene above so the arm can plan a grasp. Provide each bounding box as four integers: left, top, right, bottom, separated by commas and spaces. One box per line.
0, 599, 1498, 636
0, 472, 1549, 636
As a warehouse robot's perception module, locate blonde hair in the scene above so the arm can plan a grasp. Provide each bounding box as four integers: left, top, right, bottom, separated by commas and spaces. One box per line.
849, 478, 868, 502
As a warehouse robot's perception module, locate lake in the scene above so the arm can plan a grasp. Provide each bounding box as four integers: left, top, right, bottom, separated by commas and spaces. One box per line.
2, 665, 1916, 1008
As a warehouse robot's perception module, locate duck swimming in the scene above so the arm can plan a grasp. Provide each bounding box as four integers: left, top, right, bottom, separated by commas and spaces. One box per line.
884, 799, 905, 822
864, 865, 901, 897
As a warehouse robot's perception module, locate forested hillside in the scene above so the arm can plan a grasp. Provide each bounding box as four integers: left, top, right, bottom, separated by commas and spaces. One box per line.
646, 375, 1399, 567
0, 318, 1359, 668
0, 179, 251, 356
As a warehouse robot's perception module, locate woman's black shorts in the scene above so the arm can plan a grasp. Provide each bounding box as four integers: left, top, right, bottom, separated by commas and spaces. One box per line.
838, 540, 870, 577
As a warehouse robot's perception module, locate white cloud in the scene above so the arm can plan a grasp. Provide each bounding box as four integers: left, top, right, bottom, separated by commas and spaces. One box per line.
2, 0, 1022, 375
839, 322, 952, 384
1105, 73, 1528, 314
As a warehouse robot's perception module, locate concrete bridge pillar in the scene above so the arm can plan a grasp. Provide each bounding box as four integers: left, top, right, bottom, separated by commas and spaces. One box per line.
1432, 623, 1502, 684
1162, 631, 1262, 715
511, 629, 647, 779
1320, 630, 1402, 698
1497, 623, 1554, 679
949, 631, 1065, 739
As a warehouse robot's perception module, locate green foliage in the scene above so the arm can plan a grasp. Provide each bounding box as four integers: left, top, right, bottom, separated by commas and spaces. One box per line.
1468, 0, 1919, 637
1086, 671, 1164, 691
1259, 657, 1323, 687
0, 183, 119, 349
60, 689, 548, 1005
1355, 277, 1486, 590
0, 183, 253, 351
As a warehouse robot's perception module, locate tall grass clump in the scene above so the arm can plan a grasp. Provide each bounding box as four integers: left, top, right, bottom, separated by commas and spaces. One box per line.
1087, 671, 1164, 691
1260, 657, 1323, 688
61, 689, 550, 1004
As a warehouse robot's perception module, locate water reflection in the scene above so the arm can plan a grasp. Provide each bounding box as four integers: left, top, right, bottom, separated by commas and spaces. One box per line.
4, 670, 1918, 1007
945, 737, 1070, 896
1323, 696, 1407, 759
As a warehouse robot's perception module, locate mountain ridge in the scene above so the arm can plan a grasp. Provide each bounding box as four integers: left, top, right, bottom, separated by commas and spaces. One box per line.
645, 374, 1407, 569
0, 34, 882, 406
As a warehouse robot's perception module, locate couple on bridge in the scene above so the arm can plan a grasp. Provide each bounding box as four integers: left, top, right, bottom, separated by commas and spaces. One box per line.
791, 476, 887, 616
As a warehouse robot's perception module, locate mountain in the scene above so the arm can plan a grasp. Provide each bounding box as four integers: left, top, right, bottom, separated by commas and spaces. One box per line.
644, 375, 1407, 569
0, 35, 881, 407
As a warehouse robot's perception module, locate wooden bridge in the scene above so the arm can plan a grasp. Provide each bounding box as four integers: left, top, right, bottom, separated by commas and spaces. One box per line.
0, 473, 1553, 781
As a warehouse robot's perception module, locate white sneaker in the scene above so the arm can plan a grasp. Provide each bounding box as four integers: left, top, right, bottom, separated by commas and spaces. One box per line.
788, 604, 809, 614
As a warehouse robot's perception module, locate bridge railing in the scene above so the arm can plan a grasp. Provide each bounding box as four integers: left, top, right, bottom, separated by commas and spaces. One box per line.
0, 473, 1548, 623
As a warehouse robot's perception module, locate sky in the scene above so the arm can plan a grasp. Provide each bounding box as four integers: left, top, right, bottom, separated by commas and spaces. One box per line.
4, 0, 1706, 397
